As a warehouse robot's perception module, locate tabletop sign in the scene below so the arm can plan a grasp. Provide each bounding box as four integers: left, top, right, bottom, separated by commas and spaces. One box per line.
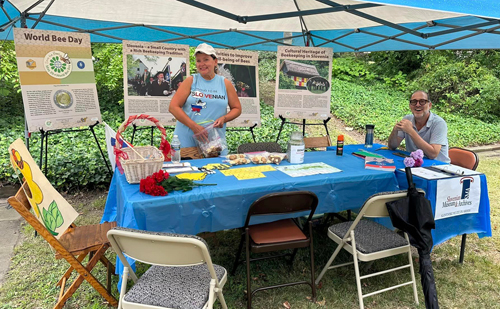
274, 46, 333, 120
215, 49, 261, 127
123, 40, 190, 126
435, 175, 481, 220
13, 28, 101, 132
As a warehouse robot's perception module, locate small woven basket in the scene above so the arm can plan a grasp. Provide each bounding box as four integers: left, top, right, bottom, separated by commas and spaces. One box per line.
115, 114, 171, 184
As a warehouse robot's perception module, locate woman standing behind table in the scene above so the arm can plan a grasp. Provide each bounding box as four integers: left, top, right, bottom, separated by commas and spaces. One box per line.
169, 43, 242, 154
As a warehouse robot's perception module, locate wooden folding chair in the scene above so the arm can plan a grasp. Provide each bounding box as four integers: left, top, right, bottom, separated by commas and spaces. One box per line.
304, 136, 331, 150
7, 182, 118, 309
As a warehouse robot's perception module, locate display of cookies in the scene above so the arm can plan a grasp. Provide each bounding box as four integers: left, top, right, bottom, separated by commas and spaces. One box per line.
229, 158, 251, 165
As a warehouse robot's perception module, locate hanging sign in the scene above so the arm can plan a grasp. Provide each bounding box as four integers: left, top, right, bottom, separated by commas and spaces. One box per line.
435, 175, 481, 220
274, 46, 333, 119
13, 28, 101, 132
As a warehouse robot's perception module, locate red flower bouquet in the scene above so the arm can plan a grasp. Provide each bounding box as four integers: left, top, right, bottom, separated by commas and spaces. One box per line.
139, 170, 216, 196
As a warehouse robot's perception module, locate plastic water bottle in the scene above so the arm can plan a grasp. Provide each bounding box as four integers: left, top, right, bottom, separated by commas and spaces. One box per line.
365, 124, 374, 148
171, 135, 181, 163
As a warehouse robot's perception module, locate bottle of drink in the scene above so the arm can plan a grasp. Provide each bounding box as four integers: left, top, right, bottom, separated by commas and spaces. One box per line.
171, 134, 181, 163
365, 124, 375, 148
336, 135, 344, 156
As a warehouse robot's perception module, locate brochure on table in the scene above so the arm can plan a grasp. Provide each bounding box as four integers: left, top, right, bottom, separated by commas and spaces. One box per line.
276, 162, 341, 177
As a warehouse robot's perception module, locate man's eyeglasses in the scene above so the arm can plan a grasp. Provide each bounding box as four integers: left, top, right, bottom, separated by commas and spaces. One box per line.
409, 99, 429, 106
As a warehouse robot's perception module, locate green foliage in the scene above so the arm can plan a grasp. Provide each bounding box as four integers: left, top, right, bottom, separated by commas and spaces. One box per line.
258, 51, 277, 82
331, 55, 376, 82
330, 79, 500, 147
0, 41, 24, 128
409, 51, 500, 120
160, 176, 216, 192
278, 71, 296, 89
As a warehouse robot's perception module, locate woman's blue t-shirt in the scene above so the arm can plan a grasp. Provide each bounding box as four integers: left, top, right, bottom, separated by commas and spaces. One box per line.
173, 74, 228, 148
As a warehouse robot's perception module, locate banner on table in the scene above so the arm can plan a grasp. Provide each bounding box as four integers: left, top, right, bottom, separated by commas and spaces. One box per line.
123, 40, 189, 126
435, 175, 481, 220
13, 28, 101, 132
215, 49, 260, 127
274, 46, 333, 120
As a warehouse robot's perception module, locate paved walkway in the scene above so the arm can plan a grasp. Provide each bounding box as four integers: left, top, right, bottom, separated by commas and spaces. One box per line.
0, 185, 22, 286
0, 145, 499, 287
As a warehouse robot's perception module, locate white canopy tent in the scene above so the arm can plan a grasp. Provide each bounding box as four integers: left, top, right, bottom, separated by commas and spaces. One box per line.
1, 0, 500, 52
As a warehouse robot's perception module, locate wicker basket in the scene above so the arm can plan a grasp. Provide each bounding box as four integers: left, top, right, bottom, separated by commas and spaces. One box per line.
115, 114, 170, 184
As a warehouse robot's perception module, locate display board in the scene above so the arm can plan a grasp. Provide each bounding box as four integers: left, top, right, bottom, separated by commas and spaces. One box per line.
123, 40, 189, 126
215, 49, 260, 127
274, 46, 333, 120
13, 28, 101, 132
9, 139, 79, 238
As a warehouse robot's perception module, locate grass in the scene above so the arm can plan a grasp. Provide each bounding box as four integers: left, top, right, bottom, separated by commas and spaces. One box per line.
1, 157, 499, 308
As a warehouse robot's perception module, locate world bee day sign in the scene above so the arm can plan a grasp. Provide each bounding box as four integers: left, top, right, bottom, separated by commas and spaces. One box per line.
14, 28, 101, 132
9, 139, 78, 238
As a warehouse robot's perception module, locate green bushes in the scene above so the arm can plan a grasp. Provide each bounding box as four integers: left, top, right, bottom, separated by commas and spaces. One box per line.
330, 79, 500, 147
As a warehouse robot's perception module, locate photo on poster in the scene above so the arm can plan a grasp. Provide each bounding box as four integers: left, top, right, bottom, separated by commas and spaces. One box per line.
217, 64, 257, 98
126, 55, 187, 97
278, 59, 330, 93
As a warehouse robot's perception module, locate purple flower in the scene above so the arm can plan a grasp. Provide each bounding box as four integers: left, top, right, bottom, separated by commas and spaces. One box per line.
404, 157, 415, 167
411, 149, 424, 160
414, 158, 424, 167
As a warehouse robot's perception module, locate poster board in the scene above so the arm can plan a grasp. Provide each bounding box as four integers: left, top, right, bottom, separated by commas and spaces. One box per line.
215, 49, 261, 127
13, 28, 101, 132
123, 40, 189, 126
9, 139, 79, 238
274, 46, 333, 120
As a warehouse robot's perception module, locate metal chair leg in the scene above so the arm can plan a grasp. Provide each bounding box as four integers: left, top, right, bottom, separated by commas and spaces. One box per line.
309, 222, 316, 301
232, 231, 245, 275
245, 230, 252, 309
459, 234, 467, 263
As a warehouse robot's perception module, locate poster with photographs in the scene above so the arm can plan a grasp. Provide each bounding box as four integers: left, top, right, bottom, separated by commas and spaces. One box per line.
13, 28, 101, 132
123, 41, 189, 126
215, 49, 260, 127
274, 46, 333, 119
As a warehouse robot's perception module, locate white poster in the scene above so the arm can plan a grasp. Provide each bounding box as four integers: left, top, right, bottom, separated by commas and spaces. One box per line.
215, 49, 261, 127
123, 40, 189, 126
14, 28, 101, 132
274, 46, 333, 119
435, 176, 481, 220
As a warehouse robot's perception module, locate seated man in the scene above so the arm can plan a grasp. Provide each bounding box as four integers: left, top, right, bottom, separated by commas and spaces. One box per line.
388, 90, 450, 163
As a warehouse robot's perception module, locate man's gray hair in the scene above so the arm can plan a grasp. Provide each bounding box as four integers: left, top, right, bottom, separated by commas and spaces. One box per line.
411, 90, 430, 101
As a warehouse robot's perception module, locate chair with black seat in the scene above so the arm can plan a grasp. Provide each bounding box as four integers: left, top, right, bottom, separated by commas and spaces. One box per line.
107, 227, 227, 309
315, 191, 420, 309
231, 191, 318, 309
448, 147, 479, 263
237, 142, 282, 154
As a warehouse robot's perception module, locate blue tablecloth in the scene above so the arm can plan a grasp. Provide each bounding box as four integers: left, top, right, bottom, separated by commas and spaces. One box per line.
350, 146, 492, 246
102, 144, 399, 234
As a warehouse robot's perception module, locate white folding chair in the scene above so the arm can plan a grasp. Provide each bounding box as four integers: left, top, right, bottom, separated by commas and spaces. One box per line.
316, 191, 421, 309
107, 227, 227, 309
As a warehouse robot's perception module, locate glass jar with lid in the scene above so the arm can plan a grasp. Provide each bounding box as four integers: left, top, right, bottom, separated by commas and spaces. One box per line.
287, 131, 305, 163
